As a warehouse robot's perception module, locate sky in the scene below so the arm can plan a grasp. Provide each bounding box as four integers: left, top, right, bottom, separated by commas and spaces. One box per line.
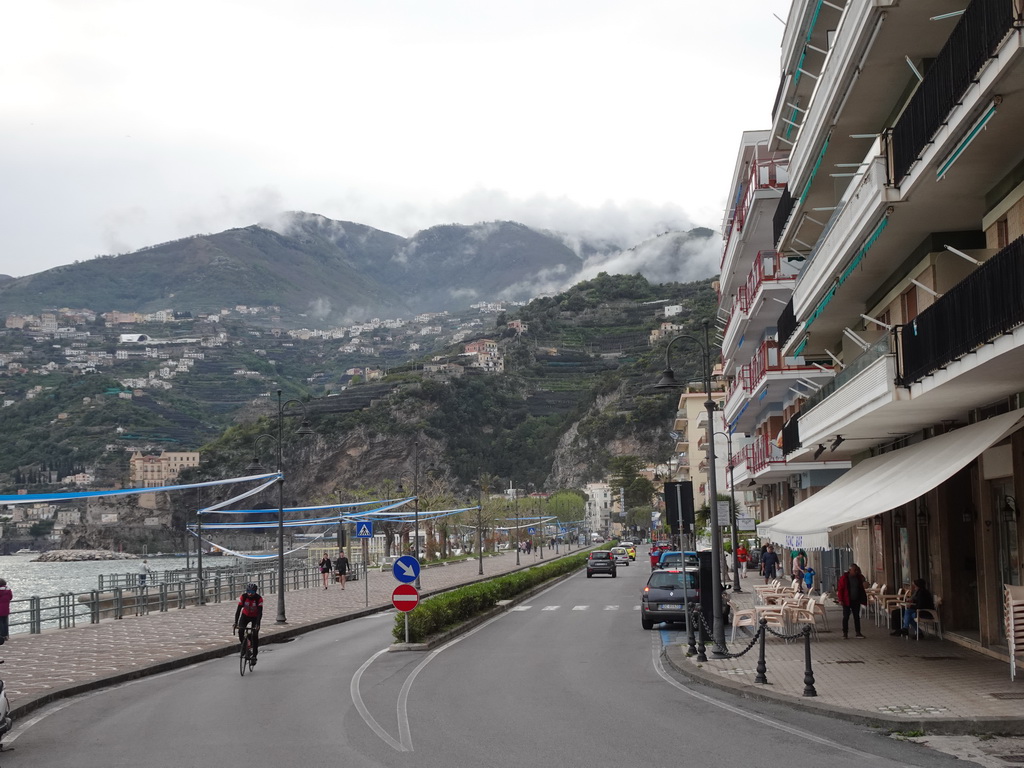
1, 0, 792, 280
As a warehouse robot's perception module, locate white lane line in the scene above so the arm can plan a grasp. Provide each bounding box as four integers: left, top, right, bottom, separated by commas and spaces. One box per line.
510, 606, 531, 611
650, 638, 878, 760
351, 648, 407, 752
541, 605, 560, 611
393, 573, 582, 752
572, 606, 589, 611
604, 605, 619, 611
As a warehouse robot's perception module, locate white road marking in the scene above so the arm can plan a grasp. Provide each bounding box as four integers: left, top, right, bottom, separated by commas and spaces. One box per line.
650, 637, 878, 759
510, 606, 531, 611
604, 605, 619, 610
541, 605, 560, 611
572, 605, 589, 611
351, 648, 407, 752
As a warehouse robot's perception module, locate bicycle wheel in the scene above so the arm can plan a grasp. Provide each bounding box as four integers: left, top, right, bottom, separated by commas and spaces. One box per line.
239, 635, 250, 677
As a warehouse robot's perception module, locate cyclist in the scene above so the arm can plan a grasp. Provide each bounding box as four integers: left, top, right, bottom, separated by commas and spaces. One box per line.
233, 582, 263, 665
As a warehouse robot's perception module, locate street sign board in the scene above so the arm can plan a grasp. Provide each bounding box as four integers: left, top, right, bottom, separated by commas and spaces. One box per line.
392, 584, 419, 612
392, 555, 420, 583
355, 521, 374, 538
527, 527, 536, 535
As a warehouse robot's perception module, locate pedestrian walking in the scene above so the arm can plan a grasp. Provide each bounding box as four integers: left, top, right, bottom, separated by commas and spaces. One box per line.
837, 563, 868, 639
735, 544, 749, 578
792, 548, 808, 586
138, 559, 152, 587
0, 578, 11, 642
318, 554, 332, 589
335, 551, 349, 590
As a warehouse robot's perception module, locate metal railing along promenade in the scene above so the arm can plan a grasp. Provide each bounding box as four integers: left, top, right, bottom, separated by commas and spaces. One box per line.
7, 562, 367, 636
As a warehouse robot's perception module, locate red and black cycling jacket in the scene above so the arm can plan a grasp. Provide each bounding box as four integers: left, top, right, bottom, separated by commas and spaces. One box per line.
237, 593, 263, 618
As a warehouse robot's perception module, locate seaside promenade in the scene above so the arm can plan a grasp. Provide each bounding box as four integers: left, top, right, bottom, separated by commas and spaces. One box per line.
2, 550, 1023, 744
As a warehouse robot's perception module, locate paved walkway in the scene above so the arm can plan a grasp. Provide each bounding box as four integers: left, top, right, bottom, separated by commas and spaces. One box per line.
3, 554, 1023, 735
664, 581, 1024, 734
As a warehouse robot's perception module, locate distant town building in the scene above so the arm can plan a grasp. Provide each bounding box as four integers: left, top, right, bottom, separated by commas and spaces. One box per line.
129, 451, 200, 488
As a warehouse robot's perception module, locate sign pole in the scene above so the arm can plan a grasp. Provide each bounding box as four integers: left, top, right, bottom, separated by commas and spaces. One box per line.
405, 612, 409, 644
363, 538, 369, 607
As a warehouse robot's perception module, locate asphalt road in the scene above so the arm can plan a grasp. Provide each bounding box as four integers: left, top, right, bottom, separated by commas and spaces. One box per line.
4, 560, 974, 768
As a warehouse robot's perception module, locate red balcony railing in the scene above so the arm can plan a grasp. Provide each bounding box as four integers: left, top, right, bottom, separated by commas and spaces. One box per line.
721, 158, 790, 267
746, 433, 786, 474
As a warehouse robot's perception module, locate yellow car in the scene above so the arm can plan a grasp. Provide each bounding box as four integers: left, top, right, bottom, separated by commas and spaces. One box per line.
625, 545, 637, 560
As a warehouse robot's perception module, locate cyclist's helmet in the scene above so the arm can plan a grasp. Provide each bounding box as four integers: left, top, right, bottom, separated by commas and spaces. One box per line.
245, 582, 258, 594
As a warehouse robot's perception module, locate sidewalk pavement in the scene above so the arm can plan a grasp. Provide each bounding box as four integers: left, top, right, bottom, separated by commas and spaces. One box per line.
3, 554, 1023, 735
663, 579, 1024, 735
0, 549, 567, 720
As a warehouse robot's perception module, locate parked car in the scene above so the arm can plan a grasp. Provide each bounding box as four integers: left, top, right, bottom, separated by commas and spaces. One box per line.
653, 550, 699, 571
611, 546, 630, 566
641, 568, 699, 629
586, 551, 617, 578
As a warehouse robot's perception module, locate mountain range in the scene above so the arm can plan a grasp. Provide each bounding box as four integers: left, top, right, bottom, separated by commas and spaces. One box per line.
0, 212, 716, 325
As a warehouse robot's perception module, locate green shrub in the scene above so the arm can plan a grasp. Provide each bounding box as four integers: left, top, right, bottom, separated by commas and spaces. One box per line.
392, 552, 590, 643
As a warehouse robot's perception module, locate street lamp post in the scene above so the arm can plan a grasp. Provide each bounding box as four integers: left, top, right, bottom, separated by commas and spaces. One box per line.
714, 429, 742, 594
249, 389, 314, 625
514, 490, 521, 566
655, 319, 727, 653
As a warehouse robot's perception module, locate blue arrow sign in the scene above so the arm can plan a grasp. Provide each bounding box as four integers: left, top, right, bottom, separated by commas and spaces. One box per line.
355, 521, 374, 538
393, 555, 420, 583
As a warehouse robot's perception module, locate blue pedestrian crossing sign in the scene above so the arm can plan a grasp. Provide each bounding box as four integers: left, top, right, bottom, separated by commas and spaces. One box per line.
355, 521, 374, 538
560, 527, 566, 533
527, 527, 536, 535
393, 555, 420, 583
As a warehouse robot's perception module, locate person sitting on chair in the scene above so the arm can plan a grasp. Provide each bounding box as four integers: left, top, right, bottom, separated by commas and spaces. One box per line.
893, 578, 934, 636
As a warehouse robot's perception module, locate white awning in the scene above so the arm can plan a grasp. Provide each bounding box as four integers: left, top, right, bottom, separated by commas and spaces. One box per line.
757, 408, 1024, 550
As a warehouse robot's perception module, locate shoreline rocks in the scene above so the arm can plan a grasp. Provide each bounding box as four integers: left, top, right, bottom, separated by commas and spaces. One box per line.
32, 549, 140, 563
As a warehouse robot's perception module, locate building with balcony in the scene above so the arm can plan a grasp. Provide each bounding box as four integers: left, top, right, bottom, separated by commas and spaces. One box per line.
722, 0, 1024, 656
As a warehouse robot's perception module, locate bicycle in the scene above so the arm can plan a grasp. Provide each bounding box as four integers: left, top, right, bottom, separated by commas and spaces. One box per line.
238, 625, 258, 676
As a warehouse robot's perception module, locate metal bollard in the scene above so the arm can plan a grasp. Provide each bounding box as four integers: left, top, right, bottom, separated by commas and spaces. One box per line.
802, 625, 817, 697
755, 618, 768, 684
114, 587, 124, 620
686, 603, 697, 657
696, 612, 708, 662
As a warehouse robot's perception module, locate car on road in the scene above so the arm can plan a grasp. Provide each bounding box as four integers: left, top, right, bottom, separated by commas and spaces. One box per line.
654, 550, 699, 571
611, 546, 630, 566
624, 544, 637, 560
586, 551, 617, 578
641, 568, 698, 629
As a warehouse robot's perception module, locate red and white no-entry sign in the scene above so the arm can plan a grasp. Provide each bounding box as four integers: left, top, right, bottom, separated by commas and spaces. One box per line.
392, 583, 420, 612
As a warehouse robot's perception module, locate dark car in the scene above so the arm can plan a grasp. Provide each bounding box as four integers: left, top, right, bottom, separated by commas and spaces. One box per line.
641, 568, 698, 629
586, 551, 617, 578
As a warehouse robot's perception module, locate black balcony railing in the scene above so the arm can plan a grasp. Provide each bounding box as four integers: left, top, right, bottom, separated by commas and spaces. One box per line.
777, 298, 797, 348
773, 186, 794, 247
890, 0, 1017, 184
781, 412, 801, 456
896, 235, 1024, 385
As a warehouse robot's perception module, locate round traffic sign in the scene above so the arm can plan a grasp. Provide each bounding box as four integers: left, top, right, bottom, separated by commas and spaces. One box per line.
392, 583, 419, 612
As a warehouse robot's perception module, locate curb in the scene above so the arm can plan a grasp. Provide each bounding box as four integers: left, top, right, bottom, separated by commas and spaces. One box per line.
661, 645, 1024, 736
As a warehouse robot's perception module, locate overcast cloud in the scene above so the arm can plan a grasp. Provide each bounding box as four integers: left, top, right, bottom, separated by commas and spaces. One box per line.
0, 0, 790, 278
